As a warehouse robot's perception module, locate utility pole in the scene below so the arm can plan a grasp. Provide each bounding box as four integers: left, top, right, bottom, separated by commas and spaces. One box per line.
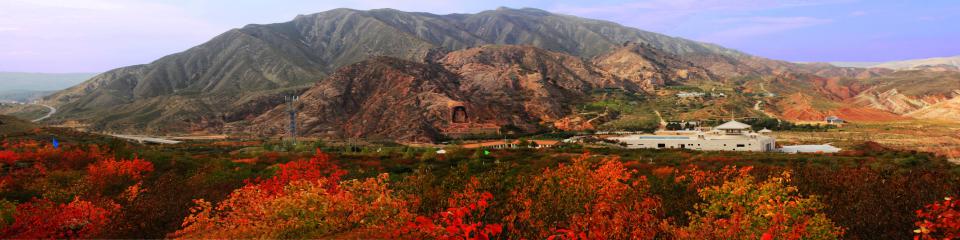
286, 95, 299, 145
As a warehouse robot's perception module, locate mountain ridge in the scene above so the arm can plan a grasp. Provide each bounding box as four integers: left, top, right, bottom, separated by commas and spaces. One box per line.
39, 7, 960, 139
829, 55, 960, 70
43, 7, 761, 134
242, 45, 647, 141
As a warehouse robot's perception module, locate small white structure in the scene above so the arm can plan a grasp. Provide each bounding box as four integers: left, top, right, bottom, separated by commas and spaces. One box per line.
436, 149, 447, 155
676, 91, 706, 98
780, 144, 841, 154
825, 116, 844, 124
611, 120, 776, 152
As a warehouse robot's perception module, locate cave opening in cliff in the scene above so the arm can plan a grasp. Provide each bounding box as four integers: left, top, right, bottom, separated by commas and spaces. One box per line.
452, 106, 468, 123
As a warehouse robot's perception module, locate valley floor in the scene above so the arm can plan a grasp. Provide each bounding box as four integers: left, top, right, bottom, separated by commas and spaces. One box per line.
773, 120, 960, 162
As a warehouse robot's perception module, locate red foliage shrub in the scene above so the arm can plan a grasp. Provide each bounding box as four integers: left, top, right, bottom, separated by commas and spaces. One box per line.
2, 141, 110, 170
53, 145, 109, 170
0, 150, 18, 164
251, 150, 346, 195
1, 198, 118, 239
86, 157, 154, 187
398, 178, 503, 239
915, 196, 960, 239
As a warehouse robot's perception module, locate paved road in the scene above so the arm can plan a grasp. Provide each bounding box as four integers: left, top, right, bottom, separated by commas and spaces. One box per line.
654, 110, 666, 127
32, 104, 56, 122
109, 134, 182, 144
753, 84, 779, 121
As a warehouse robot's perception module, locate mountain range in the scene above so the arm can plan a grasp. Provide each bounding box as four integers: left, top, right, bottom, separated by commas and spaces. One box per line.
830, 55, 960, 70
38, 7, 960, 141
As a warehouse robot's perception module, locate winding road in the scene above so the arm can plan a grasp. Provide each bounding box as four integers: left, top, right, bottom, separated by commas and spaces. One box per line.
109, 134, 182, 145
654, 110, 666, 127
754, 83, 779, 120
32, 104, 56, 122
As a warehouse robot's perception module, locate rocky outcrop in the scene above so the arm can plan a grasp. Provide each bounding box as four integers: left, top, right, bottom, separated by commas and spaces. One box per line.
440, 45, 640, 121
245, 57, 465, 142
843, 71, 960, 118
774, 93, 906, 122
805, 77, 870, 100
907, 97, 960, 122
593, 42, 713, 90
245, 46, 641, 142
852, 88, 932, 114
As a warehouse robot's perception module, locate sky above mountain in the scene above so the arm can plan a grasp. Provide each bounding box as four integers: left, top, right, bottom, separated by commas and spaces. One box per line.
1, 0, 957, 72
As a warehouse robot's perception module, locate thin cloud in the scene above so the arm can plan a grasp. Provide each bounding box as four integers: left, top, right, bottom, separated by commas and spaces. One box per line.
700, 16, 833, 42
549, 0, 850, 33
551, 0, 852, 18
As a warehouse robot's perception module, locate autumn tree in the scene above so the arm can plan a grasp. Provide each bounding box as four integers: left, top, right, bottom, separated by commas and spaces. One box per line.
171, 151, 413, 239
504, 153, 664, 239
674, 171, 844, 240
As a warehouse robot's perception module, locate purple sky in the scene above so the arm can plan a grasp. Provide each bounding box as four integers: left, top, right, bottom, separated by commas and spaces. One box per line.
1, 0, 958, 73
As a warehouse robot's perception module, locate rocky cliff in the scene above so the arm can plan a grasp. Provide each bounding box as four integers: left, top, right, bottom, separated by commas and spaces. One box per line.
593, 42, 714, 90
245, 45, 642, 141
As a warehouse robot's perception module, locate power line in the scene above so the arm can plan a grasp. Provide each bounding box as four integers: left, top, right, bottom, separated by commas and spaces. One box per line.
286, 95, 299, 144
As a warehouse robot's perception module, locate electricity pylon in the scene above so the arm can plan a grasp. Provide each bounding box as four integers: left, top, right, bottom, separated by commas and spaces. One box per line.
286, 95, 299, 144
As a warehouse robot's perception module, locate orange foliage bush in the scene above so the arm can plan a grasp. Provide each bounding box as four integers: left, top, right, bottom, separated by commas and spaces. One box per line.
505, 153, 664, 239
172, 151, 412, 239
173, 174, 414, 239
675, 165, 753, 190
673, 171, 844, 240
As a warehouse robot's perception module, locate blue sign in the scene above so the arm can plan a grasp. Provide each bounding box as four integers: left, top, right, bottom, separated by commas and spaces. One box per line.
52, 137, 59, 149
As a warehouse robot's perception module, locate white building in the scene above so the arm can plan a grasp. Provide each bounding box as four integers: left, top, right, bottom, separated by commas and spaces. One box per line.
676, 91, 706, 98
611, 120, 776, 152
825, 116, 844, 124
780, 144, 841, 154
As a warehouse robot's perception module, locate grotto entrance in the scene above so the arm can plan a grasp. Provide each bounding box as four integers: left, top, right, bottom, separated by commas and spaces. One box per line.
452, 106, 468, 123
